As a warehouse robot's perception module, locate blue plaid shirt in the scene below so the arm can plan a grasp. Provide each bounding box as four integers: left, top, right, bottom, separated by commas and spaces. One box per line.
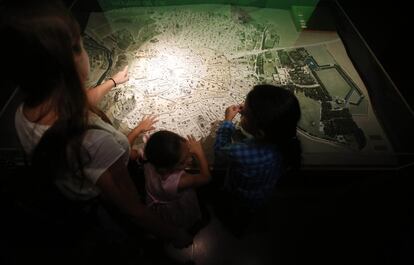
214, 121, 281, 209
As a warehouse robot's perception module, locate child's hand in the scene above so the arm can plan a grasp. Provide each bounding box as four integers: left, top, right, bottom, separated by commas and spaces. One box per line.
135, 115, 158, 133
111, 65, 129, 86
187, 135, 204, 157
238, 103, 245, 114
225, 104, 242, 121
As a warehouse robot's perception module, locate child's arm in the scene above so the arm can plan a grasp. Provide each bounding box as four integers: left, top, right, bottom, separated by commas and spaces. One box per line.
128, 115, 157, 160
214, 105, 242, 151
178, 135, 211, 191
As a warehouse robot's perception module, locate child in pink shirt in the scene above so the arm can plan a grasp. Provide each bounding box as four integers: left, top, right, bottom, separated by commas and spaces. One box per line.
143, 131, 211, 233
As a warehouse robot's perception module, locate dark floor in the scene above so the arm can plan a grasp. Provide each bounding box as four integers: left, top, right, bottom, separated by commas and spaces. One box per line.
1, 164, 413, 265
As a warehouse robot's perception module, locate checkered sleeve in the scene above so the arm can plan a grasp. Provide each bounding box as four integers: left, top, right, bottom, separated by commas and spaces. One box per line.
214, 120, 236, 153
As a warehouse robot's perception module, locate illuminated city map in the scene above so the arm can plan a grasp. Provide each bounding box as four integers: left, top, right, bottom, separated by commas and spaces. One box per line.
84, 4, 393, 164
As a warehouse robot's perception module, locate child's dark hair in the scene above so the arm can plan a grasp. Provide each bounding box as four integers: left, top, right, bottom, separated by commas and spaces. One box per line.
246, 84, 302, 169
145, 131, 186, 170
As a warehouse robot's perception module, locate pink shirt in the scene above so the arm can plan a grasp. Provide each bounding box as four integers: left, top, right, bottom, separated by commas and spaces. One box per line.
144, 163, 201, 229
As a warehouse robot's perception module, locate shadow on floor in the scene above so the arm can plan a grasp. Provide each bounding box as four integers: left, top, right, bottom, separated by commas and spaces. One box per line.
1, 166, 413, 265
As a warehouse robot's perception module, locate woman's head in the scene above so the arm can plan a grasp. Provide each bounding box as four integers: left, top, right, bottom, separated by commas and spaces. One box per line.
0, 0, 88, 113
145, 131, 191, 173
1, 0, 92, 178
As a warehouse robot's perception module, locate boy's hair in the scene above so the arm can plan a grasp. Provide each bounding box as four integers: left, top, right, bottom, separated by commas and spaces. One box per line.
246, 84, 302, 168
145, 130, 186, 171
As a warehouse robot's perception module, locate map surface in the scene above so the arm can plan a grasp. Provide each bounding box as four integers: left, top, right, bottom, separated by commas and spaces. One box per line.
84, 5, 394, 165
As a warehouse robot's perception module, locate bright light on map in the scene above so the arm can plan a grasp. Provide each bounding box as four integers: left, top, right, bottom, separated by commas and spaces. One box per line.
132, 44, 208, 97
84, 4, 394, 165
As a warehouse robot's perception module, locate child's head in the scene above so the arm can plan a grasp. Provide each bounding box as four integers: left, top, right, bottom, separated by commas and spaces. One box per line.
241, 84, 301, 145
145, 131, 191, 173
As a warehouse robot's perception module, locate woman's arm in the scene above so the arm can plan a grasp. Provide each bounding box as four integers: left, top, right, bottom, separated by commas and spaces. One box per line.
87, 66, 129, 106
97, 157, 192, 248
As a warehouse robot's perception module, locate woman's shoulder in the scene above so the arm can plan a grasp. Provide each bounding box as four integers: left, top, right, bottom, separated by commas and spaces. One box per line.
88, 111, 128, 142
82, 128, 129, 167
83, 128, 117, 147
15, 104, 50, 154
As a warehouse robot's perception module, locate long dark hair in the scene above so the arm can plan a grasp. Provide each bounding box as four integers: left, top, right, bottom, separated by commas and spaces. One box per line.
245, 84, 302, 169
1, 0, 90, 179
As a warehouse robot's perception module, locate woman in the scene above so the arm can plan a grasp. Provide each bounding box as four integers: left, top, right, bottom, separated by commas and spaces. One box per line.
0, 0, 191, 248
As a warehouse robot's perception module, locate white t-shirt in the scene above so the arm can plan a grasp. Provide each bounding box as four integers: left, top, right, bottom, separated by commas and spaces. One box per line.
15, 105, 130, 201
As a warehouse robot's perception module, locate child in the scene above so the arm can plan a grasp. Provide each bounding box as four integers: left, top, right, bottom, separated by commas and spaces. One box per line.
214, 84, 301, 211
143, 130, 211, 233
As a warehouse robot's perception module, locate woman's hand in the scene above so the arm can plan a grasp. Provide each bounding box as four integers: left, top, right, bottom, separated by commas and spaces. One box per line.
111, 65, 129, 86
86, 64, 130, 106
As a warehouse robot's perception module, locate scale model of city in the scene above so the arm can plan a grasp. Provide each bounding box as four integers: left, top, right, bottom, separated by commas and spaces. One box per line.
84, 4, 393, 164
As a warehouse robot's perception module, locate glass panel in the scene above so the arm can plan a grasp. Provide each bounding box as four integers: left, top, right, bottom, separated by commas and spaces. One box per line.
3, 1, 412, 169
